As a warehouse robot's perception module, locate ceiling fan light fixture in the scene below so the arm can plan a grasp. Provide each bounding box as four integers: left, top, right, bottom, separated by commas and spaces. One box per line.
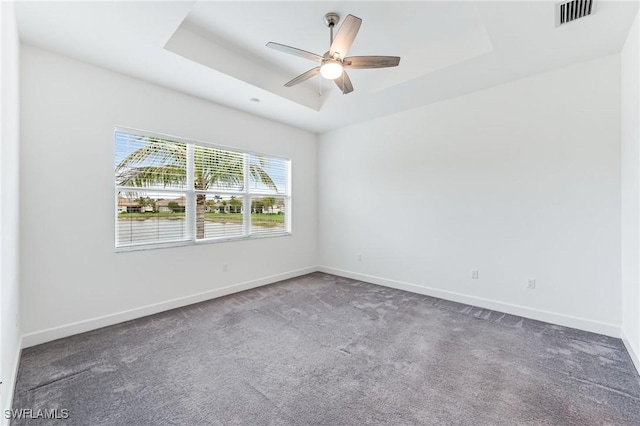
320, 61, 343, 80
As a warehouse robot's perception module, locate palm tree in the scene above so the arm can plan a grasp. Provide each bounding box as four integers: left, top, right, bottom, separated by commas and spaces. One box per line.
116, 137, 276, 238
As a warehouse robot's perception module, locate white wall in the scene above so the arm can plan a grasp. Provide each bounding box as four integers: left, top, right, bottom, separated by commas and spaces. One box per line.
0, 1, 22, 419
319, 55, 622, 336
13, 11, 638, 379
19, 46, 318, 346
621, 10, 640, 372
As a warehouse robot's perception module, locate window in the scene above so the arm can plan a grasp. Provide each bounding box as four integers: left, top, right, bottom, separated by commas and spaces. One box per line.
115, 129, 290, 250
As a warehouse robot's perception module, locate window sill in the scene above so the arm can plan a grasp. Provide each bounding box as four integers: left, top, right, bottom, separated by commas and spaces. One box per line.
115, 232, 292, 253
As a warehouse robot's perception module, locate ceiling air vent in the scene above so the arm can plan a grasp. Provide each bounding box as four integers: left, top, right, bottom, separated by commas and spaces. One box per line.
556, 0, 595, 26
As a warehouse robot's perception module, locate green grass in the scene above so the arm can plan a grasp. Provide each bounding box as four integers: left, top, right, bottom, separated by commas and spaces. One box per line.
118, 212, 284, 224
118, 212, 185, 219
205, 213, 242, 221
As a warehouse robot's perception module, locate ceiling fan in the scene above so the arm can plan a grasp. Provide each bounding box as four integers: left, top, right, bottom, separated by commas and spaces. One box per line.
266, 12, 401, 95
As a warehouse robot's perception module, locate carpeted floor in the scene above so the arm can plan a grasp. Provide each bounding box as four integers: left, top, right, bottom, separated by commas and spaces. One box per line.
12, 273, 640, 425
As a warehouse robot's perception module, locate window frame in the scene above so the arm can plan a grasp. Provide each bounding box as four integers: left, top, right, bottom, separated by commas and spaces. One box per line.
114, 127, 292, 252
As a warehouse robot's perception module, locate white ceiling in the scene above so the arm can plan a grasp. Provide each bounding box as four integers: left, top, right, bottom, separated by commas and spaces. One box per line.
15, 1, 639, 134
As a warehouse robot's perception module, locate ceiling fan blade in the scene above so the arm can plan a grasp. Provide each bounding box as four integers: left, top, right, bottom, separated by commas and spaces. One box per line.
266, 42, 323, 62
343, 56, 401, 69
329, 14, 362, 59
334, 71, 354, 94
284, 67, 321, 87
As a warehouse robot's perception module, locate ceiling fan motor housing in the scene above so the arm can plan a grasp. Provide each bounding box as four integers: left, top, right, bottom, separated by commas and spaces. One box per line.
324, 12, 340, 27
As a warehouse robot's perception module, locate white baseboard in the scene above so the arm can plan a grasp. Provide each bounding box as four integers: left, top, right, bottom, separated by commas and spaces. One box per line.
18, 264, 624, 348
318, 266, 621, 338
2, 335, 23, 426
21, 266, 318, 348
621, 331, 640, 376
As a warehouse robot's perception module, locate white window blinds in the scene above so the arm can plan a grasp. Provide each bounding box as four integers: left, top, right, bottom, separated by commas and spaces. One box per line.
115, 130, 291, 249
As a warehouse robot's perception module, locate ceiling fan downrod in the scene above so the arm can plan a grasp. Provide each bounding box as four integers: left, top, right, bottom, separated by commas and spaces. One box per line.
324, 12, 340, 46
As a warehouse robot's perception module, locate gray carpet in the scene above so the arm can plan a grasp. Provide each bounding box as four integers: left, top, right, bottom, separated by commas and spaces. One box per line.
12, 273, 640, 425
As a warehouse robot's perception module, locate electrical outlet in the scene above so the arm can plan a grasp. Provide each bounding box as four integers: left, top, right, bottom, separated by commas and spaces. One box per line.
356, 253, 362, 262
527, 278, 536, 289
471, 270, 479, 279
223, 263, 228, 272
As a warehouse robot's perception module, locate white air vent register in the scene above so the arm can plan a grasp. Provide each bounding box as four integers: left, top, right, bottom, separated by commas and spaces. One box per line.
556, 0, 595, 26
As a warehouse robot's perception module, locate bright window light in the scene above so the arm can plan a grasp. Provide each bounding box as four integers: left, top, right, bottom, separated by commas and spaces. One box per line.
114, 129, 291, 250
